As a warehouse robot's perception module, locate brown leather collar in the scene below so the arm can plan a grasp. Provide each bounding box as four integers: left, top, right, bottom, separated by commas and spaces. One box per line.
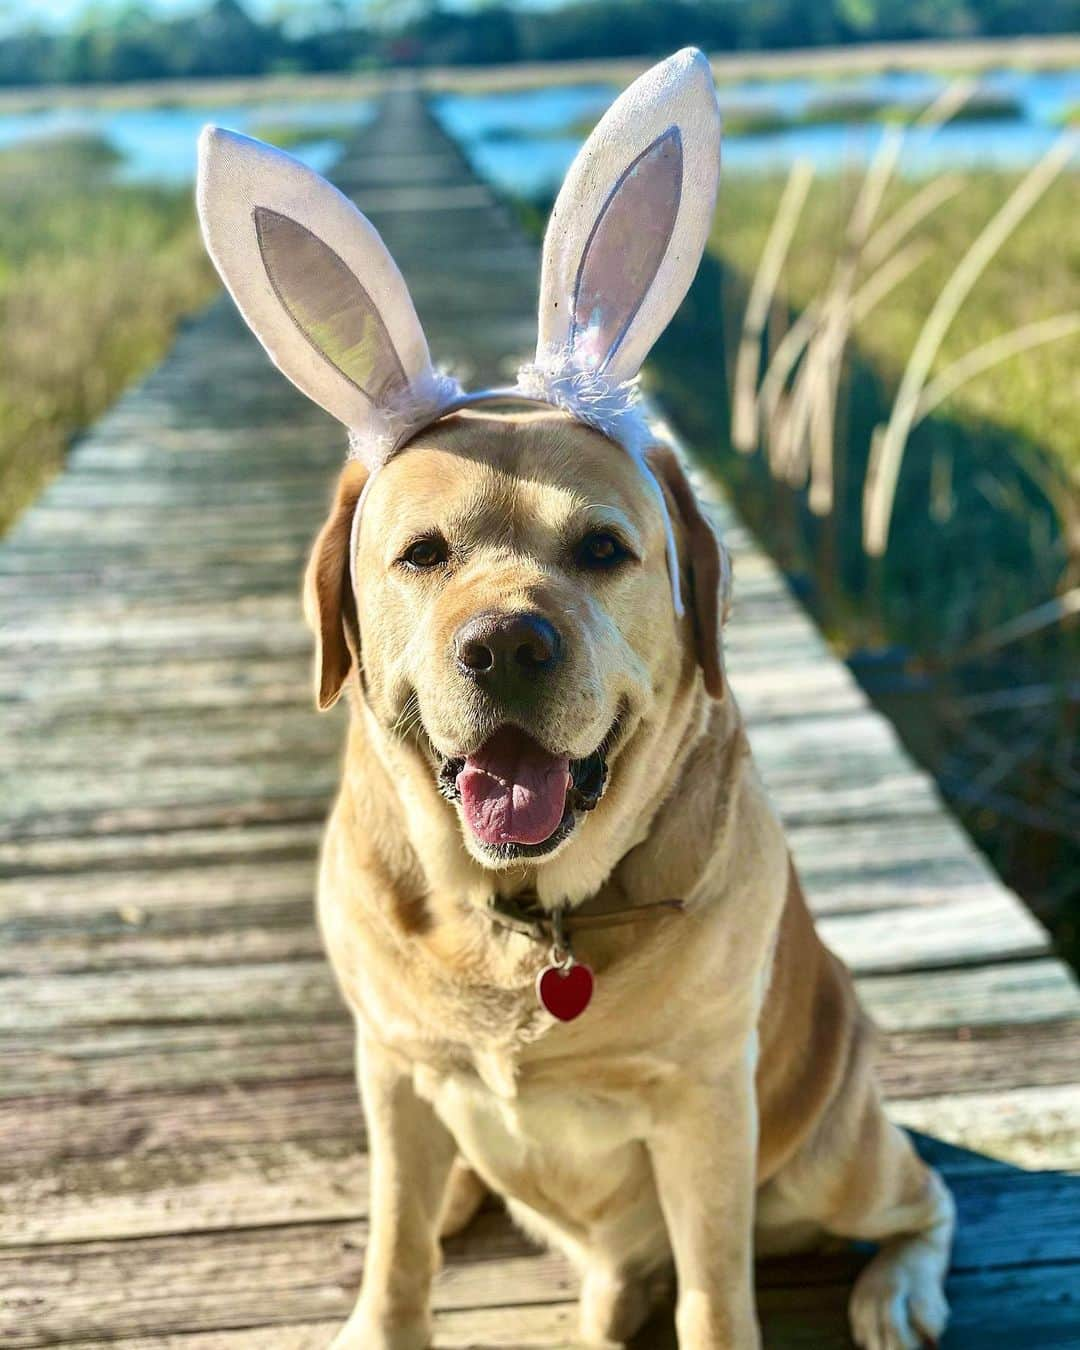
486, 889, 685, 946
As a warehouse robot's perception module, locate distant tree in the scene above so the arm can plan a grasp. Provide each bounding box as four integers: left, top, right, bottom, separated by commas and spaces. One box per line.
0, 0, 1076, 88
190, 0, 271, 76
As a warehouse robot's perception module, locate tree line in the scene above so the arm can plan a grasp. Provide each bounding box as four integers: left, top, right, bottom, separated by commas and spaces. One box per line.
1, 0, 1075, 89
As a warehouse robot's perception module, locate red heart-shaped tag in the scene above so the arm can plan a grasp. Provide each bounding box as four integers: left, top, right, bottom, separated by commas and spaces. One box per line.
536, 961, 594, 1022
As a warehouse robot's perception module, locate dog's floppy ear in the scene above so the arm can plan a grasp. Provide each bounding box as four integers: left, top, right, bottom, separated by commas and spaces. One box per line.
196, 127, 453, 461
646, 444, 731, 700
304, 461, 368, 711
533, 48, 720, 386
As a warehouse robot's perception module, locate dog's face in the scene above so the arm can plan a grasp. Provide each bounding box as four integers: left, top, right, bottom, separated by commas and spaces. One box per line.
307, 409, 725, 868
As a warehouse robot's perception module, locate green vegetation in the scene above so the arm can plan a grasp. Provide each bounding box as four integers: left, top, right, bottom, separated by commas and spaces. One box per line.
801, 90, 1025, 125
554, 89, 1029, 144
713, 107, 792, 137
0, 133, 215, 535
247, 120, 357, 150
637, 164, 1079, 964
709, 170, 1079, 475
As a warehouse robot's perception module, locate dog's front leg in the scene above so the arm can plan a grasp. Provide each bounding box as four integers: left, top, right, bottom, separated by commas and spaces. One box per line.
332, 1038, 457, 1350
648, 1056, 760, 1350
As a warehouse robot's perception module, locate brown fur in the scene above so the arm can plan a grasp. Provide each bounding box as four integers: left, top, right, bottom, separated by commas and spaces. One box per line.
305, 409, 953, 1350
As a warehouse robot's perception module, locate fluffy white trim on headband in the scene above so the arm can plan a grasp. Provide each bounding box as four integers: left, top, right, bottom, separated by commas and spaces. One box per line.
515, 359, 653, 459
346, 367, 465, 469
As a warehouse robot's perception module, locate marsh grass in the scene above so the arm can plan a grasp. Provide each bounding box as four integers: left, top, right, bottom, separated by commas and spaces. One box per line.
246, 120, 357, 149
0, 133, 216, 535
546, 87, 1031, 148
711, 166, 1079, 481
801, 89, 1024, 126
639, 136, 1080, 963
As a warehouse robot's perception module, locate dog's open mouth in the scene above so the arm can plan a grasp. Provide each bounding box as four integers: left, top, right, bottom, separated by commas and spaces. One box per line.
437, 724, 610, 858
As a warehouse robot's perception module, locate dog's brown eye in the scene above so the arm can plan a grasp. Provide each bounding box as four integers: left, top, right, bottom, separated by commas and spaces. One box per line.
400, 535, 448, 571
576, 531, 630, 570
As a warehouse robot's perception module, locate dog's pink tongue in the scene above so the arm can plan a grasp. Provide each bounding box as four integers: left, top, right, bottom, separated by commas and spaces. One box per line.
457, 728, 571, 847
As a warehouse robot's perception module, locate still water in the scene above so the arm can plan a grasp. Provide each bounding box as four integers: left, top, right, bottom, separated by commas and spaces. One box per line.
0, 98, 375, 181
0, 67, 1075, 189
433, 67, 1080, 196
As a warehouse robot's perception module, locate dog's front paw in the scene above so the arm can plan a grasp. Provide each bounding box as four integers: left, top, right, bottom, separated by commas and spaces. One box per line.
849, 1239, 949, 1350
328, 1307, 431, 1350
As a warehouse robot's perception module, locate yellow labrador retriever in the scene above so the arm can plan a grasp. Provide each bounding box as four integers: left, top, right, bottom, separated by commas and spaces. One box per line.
197, 50, 953, 1350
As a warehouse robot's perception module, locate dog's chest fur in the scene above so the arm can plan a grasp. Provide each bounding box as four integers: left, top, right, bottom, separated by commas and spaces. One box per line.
415, 1047, 668, 1245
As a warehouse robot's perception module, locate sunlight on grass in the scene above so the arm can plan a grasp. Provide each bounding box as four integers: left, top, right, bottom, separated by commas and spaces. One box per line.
246, 121, 356, 150
644, 127, 1080, 956
711, 166, 1080, 482
0, 133, 216, 536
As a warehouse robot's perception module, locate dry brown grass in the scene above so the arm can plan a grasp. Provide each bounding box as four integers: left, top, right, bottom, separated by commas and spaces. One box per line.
715, 143, 1080, 535
0, 134, 216, 536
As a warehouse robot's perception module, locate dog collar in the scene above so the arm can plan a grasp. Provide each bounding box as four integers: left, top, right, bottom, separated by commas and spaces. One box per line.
486, 890, 685, 1022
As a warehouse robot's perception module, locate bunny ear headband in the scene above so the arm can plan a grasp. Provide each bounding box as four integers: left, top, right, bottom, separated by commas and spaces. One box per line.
196, 47, 721, 613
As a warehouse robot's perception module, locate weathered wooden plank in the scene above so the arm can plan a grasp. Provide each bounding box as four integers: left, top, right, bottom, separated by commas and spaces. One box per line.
788, 816, 1002, 914
0, 1022, 352, 1100
0, 1217, 564, 1344
0, 860, 318, 923
0, 703, 895, 772
0, 1080, 361, 1174
2, 1049, 1075, 1247
53, 1260, 1080, 1350
818, 893, 1048, 973
0, 861, 321, 975
0, 960, 343, 1033
0, 821, 322, 878
0, 813, 990, 902
857, 958, 1080, 1031
0, 812, 1001, 931
890, 1083, 1080, 1171
877, 1020, 1080, 1101
0, 708, 341, 770
1, 923, 323, 977
758, 1264, 1080, 1350
7, 954, 1076, 1040
0, 660, 311, 710
0, 826, 1028, 957
0, 599, 308, 651
55, 1307, 583, 1350
4, 1170, 1078, 1342
0, 819, 992, 913
0, 1138, 369, 1245
4, 1016, 1075, 1111
0, 779, 335, 845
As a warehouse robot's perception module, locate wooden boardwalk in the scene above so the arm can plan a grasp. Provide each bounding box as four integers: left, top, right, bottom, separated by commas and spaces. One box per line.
2, 89, 1078, 1348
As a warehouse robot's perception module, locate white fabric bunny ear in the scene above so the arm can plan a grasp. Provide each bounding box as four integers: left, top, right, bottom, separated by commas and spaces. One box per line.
196, 126, 460, 467
524, 47, 720, 422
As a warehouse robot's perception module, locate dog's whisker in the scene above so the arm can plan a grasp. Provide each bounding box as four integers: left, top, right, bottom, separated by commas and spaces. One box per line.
389, 693, 424, 743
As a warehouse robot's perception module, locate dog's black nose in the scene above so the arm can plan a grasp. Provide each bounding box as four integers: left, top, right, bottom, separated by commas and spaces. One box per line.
455, 611, 562, 690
